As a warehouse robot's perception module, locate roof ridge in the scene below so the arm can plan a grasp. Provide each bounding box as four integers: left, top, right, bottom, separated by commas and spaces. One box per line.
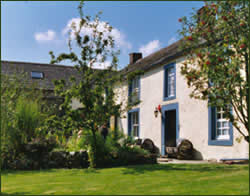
1, 60, 77, 69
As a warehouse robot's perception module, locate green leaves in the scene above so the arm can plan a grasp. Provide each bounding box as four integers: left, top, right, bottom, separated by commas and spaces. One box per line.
179, 1, 249, 137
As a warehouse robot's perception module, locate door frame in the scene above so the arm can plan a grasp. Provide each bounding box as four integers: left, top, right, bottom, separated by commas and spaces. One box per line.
161, 103, 179, 156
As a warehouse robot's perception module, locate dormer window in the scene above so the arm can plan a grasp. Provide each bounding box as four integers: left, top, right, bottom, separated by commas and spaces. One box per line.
31, 71, 44, 79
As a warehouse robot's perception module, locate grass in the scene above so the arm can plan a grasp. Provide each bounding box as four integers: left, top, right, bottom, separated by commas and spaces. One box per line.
1, 164, 249, 195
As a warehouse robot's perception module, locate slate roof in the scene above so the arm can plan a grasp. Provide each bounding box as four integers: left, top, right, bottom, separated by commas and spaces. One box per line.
1, 60, 82, 90
120, 39, 184, 75
2, 39, 184, 88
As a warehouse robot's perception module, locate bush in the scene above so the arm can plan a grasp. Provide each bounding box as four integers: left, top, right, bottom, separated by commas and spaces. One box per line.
22, 136, 57, 169
48, 150, 88, 169
15, 97, 42, 142
1, 96, 46, 170
66, 131, 82, 152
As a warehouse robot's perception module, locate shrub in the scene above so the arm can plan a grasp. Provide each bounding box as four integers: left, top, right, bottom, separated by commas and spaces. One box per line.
15, 97, 42, 142
80, 128, 157, 168
22, 136, 57, 169
48, 150, 89, 169
66, 131, 82, 152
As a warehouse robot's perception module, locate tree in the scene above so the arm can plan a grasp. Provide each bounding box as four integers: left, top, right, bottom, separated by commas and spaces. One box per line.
178, 1, 249, 142
48, 2, 124, 168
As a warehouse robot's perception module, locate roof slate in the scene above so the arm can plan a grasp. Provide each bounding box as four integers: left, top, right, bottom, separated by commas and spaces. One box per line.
1, 60, 82, 90
2, 39, 184, 88
120, 39, 183, 75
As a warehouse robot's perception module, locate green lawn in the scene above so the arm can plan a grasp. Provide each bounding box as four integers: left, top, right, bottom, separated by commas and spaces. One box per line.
1, 164, 249, 195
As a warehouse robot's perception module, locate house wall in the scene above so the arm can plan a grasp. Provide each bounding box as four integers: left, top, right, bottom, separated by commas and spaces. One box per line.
118, 56, 249, 161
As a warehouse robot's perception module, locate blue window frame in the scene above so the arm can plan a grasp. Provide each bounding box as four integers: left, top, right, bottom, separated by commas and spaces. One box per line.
31, 71, 44, 79
163, 62, 176, 101
128, 76, 140, 104
128, 108, 140, 137
208, 106, 233, 146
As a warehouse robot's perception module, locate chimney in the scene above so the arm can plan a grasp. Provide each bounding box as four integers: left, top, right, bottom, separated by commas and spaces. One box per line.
129, 53, 142, 64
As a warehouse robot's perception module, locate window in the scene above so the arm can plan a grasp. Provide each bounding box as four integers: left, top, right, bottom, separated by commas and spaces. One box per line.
164, 63, 176, 101
216, 107, 230, 140
128, 77, 140, 104
208, 106, 233, 146
31, 71, 44, 79
128, 109, 140, 137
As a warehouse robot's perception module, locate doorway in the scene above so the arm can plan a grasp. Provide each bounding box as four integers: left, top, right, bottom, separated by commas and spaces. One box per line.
161, 103, 179, 156
165, 110, 176, 147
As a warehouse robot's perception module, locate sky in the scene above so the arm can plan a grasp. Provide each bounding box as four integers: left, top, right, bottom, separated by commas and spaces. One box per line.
1, 1, 204, 69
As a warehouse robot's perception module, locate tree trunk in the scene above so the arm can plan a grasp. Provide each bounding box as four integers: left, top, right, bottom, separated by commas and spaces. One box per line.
89, 129, 97, 168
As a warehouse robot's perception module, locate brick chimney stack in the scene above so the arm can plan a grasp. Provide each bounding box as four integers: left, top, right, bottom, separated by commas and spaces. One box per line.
129, 53, 143, 64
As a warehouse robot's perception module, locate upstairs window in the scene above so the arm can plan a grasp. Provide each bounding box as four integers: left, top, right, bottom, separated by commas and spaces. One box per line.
31, 71, 44, 79
164, 63, 176, 101
128, 76, 140, 104
128, 109, 140, 137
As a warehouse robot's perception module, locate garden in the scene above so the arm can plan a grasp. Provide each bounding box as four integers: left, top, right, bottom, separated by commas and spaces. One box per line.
1, 1, 249, 195
1, 70, 157, 171
1, 1, 158, 171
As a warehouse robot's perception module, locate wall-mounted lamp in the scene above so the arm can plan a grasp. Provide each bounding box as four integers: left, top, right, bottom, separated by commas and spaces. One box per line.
154, 107, 159, 118
154, 104, 162, 118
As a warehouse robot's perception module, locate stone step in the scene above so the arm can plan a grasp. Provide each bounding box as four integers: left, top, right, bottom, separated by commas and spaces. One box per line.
157, 158, 173, 162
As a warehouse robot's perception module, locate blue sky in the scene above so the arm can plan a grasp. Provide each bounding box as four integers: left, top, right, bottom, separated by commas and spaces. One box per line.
2, 1, 204, 69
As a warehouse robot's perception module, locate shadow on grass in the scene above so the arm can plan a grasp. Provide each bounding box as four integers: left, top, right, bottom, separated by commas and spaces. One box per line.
82, 168, 100, 174
121, 163, 245, 175
1, 192, 31, 195
1, 169, 60, 175
1, 167, 100, 176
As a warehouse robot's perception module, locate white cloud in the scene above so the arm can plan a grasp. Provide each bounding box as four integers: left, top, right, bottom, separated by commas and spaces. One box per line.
168, 37, 177, 46
34, 30, 56, 42
139, 40, 161, 57
62, 18, 132, 49
92, 61, 111, 69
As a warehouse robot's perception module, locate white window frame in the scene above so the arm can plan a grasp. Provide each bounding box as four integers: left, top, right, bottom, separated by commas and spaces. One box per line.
131, 112, 139, 137
216, 107, 230, 140
167, 67, 175, 97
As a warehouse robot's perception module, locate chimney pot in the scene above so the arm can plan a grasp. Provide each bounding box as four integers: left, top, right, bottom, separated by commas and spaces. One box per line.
129, 53, 142, 64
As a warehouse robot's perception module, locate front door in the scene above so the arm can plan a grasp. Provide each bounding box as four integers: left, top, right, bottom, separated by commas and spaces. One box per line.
161, 103, 179, 156
165, 110, 176, 147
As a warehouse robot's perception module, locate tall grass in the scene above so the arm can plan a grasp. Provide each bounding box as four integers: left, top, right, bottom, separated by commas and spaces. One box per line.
15, 97, 41, 142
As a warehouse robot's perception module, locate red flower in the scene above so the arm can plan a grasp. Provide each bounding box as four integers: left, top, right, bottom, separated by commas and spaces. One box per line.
157, 104, 161, 111
201, 21, 206, 25
178, 18, 182, 22
240, 23, 245, 27
197, 53, 202, 58
206, 60, 211, 65
240, 44, 246, 49
187, 36, 193, 41
222, 16, 228, 21
218, 57, 223, 62
211, 3, 216, 8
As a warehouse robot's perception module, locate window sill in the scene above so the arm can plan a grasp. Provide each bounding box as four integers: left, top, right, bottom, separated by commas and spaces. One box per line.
163, 96, 176, 101
208, 139, 233, 146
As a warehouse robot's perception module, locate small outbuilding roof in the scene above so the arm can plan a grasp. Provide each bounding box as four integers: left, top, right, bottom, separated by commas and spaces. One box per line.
1, 60, 82, 90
